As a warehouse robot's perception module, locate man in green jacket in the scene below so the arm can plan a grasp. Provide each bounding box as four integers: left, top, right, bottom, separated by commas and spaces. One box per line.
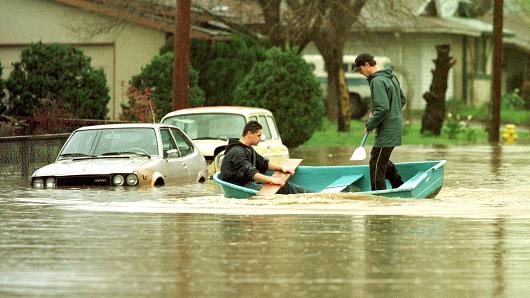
355, 53, 406, 190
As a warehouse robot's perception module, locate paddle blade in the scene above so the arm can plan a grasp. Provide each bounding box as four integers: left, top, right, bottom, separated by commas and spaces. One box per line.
349, 147, 366, 161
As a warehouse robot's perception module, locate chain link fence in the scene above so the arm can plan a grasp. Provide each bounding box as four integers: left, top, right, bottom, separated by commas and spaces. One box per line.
0, 134, 70, 177
0, 116, 126, 178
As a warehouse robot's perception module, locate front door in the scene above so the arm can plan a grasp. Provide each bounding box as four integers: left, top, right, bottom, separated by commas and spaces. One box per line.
160, 128, 189, 184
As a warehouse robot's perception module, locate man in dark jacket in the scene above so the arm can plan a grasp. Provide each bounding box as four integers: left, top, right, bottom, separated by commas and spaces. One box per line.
219, 120, 308, 194
355, 53, 406, 190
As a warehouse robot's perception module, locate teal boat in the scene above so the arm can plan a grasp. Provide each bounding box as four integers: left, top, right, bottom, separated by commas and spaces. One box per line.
213, 160, 447, 199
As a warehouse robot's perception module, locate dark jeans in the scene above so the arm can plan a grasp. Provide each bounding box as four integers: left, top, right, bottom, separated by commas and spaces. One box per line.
369, 146, 404, 191
244, 181, 310, 194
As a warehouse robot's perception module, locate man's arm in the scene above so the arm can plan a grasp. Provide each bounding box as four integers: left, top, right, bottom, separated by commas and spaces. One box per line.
366, 79, 389, 131
250, 160, 294, 186
267, 160, 295, 175
253, 172, 285, 186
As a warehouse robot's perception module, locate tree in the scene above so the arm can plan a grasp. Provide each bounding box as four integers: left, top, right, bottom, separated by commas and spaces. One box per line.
123, 51, 204, 121
199, 0, 414, 133
162, 34, 269, 106
310, 0, 366, 132
234, 47, 324, 148
5, 42, 109, 119
191, 35, 269, 106
120, 86, 157, 123
421, 44, 456, 135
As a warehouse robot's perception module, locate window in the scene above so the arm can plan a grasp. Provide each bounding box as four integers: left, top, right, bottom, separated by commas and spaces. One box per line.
266, 116, 279, 140
170, 128, 193, 156
257, 115, 272, 140
160, 129, 178, 154
62, 128, 159, 156
61, 130, 99, 156
162, 113, 246, 140
474, 37, 489, 75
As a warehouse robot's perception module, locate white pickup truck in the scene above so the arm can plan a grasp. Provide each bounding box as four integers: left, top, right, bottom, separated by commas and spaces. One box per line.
161, 106, 290, 176
303, 54, 392, 118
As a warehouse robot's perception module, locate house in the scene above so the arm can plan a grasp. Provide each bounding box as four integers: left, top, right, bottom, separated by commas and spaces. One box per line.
301, 0, 524, 110
0, 0, 229, 120
193, 0, 528, 111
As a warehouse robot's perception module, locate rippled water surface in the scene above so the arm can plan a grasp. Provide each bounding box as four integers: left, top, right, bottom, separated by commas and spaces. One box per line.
1, 145, 530, 297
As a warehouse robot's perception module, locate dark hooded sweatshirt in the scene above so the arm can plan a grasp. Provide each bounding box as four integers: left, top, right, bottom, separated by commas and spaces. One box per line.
219, 138, 269, 186
366, 67, 407, 147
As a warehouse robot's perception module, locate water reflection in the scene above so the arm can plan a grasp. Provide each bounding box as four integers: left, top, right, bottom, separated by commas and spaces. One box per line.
490, 145, 503, 179
493, 218, 506, 297
1, 145, 530, 297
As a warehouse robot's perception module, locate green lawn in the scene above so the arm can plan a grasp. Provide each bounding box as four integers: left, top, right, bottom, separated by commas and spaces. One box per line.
300, 118, 529, 148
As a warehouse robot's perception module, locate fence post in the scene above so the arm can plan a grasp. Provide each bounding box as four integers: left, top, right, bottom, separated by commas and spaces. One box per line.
20, 138, 29, 177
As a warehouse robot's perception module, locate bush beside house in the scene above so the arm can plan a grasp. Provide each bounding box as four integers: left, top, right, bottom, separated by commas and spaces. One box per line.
234, 47, 324, 148
121, 52, 204, 122
4, 42, 110, 119
161, 35, 268, 106
190, 35, 268, 106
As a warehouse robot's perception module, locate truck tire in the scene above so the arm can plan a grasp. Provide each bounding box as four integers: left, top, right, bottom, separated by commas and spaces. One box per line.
349, 93, 369, 119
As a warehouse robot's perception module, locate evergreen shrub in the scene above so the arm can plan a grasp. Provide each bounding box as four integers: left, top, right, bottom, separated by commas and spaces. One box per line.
5, 42, 109, 119
190, 35, 268, 106
162, 34, 268, 106
234, 47, 324, 148
123, 52, 204, 121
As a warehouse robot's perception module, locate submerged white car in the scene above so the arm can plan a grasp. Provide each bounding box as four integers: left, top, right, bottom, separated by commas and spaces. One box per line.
161, 106, 290, 174
31, 124, 208, 188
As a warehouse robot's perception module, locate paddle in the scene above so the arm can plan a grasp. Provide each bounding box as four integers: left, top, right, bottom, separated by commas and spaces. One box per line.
349, 132, 369, 161
256, 159, 303, 196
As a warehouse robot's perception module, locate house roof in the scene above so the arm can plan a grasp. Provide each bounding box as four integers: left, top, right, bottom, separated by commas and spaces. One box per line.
483, 14, 530, 54
52, 0, 232, 40
358, 14, 513, 38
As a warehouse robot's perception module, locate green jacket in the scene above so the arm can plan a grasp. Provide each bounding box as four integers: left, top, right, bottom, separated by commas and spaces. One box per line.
366, 67, 406, 147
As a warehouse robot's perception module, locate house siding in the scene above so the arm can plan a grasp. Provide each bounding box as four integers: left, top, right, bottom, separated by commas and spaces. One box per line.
0, 0, 166, 120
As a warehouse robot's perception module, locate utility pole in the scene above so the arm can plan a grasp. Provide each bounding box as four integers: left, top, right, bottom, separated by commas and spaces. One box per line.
489, 0, 503, 143
173, 0, 191, 110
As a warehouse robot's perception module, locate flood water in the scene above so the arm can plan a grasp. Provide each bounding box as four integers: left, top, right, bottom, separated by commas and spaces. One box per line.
1, 145, 530, 297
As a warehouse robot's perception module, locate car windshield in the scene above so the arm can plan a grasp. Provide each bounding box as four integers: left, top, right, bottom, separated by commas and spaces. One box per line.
163, 113, 246, 140
59, 127, 159, 158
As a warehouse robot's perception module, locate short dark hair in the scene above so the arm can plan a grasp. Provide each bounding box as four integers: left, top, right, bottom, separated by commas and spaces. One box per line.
354, 53, 376, 71
242, 120, 262, 136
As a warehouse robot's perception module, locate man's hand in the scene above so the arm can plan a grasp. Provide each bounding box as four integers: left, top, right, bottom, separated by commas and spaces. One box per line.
270, 177, 286, 186
281, 166, 295, 175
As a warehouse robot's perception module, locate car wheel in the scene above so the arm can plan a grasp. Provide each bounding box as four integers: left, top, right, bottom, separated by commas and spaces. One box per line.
154, 178, 165, 187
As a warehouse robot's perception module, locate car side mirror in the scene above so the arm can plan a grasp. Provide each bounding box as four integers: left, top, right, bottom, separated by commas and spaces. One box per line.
164, 149, 180, 158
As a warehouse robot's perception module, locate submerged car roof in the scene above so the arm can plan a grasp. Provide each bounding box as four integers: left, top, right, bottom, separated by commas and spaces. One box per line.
162, 106, 273, 118
74, 123, 176, 131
